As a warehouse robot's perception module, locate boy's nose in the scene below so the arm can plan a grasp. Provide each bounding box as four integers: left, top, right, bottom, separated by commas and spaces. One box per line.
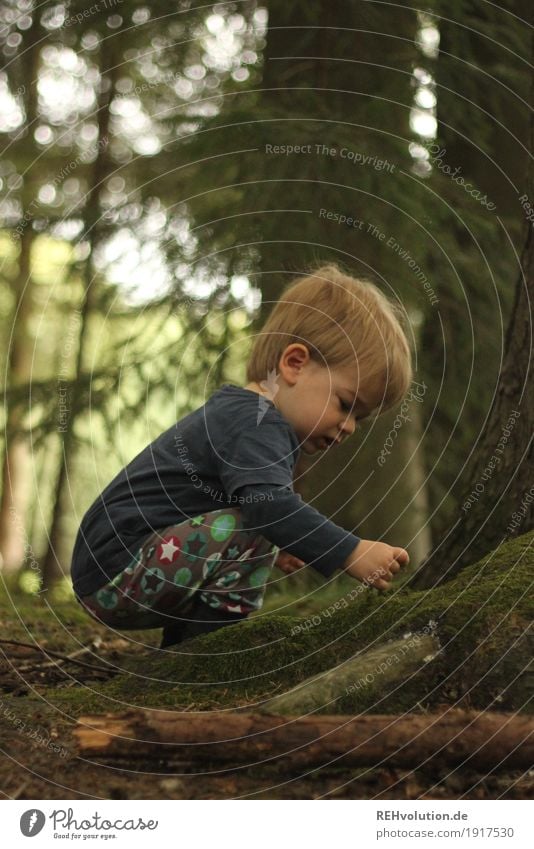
340, 416, 356, 437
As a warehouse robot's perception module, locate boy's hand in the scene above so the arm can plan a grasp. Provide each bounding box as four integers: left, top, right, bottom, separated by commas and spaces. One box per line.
275, 550, 306, 574
343, 539, 409, 590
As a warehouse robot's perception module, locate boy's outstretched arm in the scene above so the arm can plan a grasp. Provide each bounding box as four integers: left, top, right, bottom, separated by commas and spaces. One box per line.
231, 482, 362, 579
230, 483, 408, 586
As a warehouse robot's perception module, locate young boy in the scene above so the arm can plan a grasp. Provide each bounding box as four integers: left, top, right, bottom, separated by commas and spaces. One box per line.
71, 264, 412, 649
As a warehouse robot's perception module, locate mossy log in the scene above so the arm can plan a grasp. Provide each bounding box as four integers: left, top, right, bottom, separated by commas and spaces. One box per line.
257, 633, 441, 715
74, 708, 534, 771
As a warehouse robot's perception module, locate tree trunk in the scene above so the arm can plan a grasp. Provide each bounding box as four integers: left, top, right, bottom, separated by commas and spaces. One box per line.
411, 90, 534, 589
0, 12, 41, 576
0, 228, 34, 572
416, 2, 532, 550
74, 708, 534, 772
256, 0, 418, 324
401, 393, 433, 565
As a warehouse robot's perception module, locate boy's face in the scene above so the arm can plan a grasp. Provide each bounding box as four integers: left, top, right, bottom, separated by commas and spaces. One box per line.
267, 344, 382, 455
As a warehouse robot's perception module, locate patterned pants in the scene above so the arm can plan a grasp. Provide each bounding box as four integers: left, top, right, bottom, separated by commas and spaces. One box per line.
75, 508, 280, 630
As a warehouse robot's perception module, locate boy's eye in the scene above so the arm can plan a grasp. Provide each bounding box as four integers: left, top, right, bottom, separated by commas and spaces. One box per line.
339, 398, 353, 413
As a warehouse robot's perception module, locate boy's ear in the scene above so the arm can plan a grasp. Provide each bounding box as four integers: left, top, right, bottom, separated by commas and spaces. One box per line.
279, 343, 310, 383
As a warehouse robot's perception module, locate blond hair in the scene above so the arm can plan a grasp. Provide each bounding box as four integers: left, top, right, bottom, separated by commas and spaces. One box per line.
246, 264, 413, 415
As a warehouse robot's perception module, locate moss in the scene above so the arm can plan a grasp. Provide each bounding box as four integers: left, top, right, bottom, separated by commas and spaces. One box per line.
15, 529, 529, 717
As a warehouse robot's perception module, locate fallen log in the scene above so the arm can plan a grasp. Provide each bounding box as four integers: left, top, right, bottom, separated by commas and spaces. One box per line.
74, 708, 534, 771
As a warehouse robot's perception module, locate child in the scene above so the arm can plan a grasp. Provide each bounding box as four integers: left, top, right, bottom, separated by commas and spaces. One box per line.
71, 264, 412, 649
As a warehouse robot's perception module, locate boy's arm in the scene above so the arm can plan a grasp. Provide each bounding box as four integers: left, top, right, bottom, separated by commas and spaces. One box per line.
232, 483, 361, 579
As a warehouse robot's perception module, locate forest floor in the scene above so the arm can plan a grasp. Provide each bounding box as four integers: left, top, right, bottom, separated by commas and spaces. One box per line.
1, 545, 533, 800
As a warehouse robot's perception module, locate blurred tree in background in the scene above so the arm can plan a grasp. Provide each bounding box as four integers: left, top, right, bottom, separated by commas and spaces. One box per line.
0, 0, 531, 595
0, 0, 264, 586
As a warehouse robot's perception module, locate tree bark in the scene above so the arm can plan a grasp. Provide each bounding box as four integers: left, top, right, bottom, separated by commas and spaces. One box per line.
74, 708, 534, 772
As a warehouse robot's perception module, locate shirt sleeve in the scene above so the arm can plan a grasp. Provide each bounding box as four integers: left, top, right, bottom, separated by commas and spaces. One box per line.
216, 421, 296, 496
233, 483, 361, 578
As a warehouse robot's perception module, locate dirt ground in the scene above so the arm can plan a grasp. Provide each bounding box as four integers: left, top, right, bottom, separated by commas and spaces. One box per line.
1, 633, 532, 801
2, 539, 534, 804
